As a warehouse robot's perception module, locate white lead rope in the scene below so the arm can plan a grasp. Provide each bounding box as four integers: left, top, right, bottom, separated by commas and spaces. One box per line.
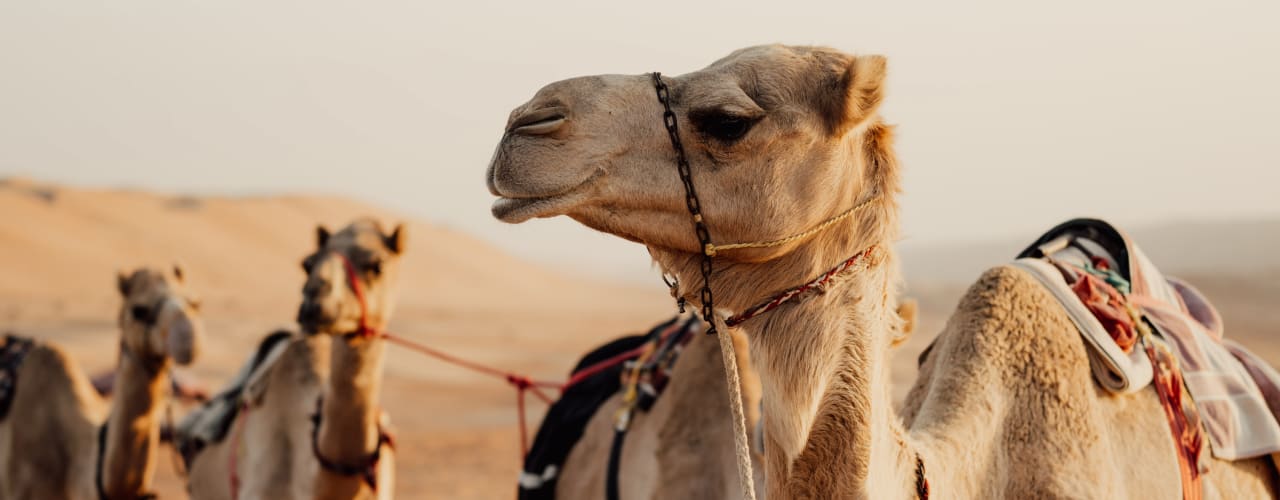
712, 315, 758, 500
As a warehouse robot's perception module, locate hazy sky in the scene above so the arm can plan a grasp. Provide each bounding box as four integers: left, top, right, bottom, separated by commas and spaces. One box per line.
3, 1, 1277, 282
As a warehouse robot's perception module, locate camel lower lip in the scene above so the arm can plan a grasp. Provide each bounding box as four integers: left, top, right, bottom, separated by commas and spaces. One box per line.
492, 192, 584, 223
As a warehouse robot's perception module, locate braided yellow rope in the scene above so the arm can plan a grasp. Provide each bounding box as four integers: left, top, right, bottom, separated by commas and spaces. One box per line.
713, 315, 758, 500
706, 194, 882, 256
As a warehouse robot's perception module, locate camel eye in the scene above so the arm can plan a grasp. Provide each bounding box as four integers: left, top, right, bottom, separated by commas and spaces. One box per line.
366, 261, 383, 277
694, 112, 755, 143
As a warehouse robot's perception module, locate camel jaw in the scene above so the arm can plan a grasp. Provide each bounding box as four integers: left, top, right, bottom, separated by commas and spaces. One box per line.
491, 189, 589, 223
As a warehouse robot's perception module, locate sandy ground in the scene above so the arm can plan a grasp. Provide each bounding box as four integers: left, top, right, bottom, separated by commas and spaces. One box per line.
3, 179, 1277, 499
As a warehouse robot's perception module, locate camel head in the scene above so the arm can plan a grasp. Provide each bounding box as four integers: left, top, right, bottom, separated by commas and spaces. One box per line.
116, 265, 204, 367
488, 44, 895, 264
296, 218, 406, 337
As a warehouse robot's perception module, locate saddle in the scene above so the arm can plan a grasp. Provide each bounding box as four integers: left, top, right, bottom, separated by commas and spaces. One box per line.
518, 316, 698, 500
0, 334, 35, 422
1012, 218, 1280, 499
172, 329, 294, 465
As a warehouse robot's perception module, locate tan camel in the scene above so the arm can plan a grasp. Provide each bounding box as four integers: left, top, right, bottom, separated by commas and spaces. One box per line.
0, 266, 203, 499
488, 44, 1277, 498
180, 218, 400, 500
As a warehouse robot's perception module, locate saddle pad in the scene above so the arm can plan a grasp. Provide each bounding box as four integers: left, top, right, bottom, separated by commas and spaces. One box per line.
1018, 218, 1280, 460
518, 333, 649, 500
0, 334, 35, 421
519, 316, 693, 500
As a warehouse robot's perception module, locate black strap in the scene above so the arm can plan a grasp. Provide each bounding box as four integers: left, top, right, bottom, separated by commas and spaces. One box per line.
96, 424, 109, 500
0, 334, 34, 421
605, 427, 628, 500
310, 397, 391, 492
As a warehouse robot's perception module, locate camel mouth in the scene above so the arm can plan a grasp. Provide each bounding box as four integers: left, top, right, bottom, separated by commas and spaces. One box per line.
491, 168, 600, 223
492, 189, 589, 223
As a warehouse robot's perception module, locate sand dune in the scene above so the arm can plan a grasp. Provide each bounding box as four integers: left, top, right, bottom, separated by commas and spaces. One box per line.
0, 177, 659, 318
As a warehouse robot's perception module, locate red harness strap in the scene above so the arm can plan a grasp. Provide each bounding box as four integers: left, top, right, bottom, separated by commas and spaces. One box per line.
726, 245, 878, 327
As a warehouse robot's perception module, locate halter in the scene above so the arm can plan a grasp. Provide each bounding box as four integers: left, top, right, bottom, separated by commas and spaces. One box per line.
650, 72, 928, 500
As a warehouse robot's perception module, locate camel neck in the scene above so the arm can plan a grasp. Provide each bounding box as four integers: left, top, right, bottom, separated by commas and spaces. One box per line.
101, 347, 168, 498
318, 334, 386, 470
660, 230, 915, 498
752, 259, 919, 499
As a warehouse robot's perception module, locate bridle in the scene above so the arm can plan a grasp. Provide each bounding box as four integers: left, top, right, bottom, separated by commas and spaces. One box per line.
650, 72, 928, 500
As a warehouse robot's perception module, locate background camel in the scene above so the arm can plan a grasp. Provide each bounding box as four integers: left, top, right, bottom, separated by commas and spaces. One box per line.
0, 266, 203, 500
180, 218, 401, 500
180, 332, 330, 499
487, 44, 1277, 498
545, 326, 763, 499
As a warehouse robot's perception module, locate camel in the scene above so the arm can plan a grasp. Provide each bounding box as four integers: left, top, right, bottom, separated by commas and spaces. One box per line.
179, 218, 400, 500
0, 266, 204, 500
487, 44, 1277, 498
538, 324, 764, 499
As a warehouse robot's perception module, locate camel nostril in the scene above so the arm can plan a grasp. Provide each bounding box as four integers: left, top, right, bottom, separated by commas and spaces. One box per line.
509, 107, 567, 136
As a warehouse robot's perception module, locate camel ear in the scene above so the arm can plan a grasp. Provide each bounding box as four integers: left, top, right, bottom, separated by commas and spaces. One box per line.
117, 271, 132, 297
828, 55, 887, 135
173, 263, 185, 283
316, 225, 331, 249
384, 224, 407, 255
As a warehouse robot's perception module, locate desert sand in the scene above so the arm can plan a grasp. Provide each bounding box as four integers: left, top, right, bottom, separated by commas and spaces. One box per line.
2, 178, 1276, 499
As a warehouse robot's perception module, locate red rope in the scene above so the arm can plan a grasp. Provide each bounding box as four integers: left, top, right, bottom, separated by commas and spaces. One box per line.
334, 251, 645, 460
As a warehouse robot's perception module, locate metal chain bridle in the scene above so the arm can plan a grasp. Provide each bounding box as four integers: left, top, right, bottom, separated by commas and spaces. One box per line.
652, 72, 719, 337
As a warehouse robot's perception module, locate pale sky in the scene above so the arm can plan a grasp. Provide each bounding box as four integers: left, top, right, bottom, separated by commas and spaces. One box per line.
3, 1, 1277, 283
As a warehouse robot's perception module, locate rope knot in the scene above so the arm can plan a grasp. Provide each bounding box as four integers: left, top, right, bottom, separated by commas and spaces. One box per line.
506, 374, 533, 390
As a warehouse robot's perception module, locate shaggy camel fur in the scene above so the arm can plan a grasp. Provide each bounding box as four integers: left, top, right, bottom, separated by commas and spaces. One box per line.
555, 328, 764, 499
488, 44, 1277, 498
183, 218, 402, 500
0, 266, 204, 500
